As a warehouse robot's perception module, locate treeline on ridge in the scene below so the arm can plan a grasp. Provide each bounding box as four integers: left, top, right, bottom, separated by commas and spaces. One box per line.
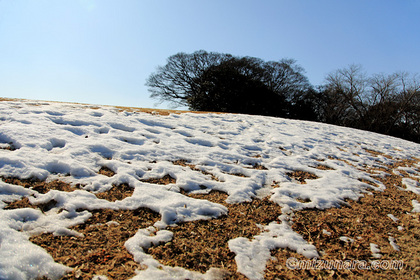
146, 50, 420, 143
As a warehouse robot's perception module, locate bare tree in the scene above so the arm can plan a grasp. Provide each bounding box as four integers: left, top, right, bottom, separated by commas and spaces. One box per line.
146, 50, 312, 118
322, 65, 420, 142
322, 65, 368, 126
146, 50, 232, 107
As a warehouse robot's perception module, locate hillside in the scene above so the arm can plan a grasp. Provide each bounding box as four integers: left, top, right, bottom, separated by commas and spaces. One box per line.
0, 99, 419, 279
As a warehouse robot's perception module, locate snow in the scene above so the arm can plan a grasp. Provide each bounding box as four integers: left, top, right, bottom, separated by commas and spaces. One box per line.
402, 178, 420, 194
228, 215, 318, 279
0, 100, 420, 279
388, 236, 400, 251
412, 200, 420, 212
387, 214, 399, 223
370, 243, 382, 259
322, 229, 332, 236
0, 221, 71, 280
339, 236, 355, 243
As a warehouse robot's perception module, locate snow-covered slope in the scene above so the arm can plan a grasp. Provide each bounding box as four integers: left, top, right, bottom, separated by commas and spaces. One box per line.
0, 100, 419, 279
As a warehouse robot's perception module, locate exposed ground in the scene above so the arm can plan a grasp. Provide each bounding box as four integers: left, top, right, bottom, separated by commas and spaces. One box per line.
1, 98, 419, 279
2, 154, 419, 279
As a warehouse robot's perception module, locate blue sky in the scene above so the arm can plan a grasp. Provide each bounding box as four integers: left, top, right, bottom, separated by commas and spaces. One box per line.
1, 0, 419, 109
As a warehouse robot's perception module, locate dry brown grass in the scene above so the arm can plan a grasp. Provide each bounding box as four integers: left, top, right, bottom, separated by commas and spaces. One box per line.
2, 99, 420, 279
98, 166, 116, 177
0, 97, 223, 116
140, 174, 177, 185
95, 183, 134, 202
146, 190, 283, 278
1, 177, 77, 194
114, 105, 226, 116
0, 97, 18, 102
2, 173, 155, 279
286, 170, 320, 184
30, 208, 160, 280
264, 159, 420, 280
4, 196, 37, 210
2, 160, 420, 279
314, 164, 335, 171
248, 163, 268, 170
363, 148, 393, 159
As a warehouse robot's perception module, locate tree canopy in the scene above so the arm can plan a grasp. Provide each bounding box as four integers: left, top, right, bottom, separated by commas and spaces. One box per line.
146, 51, 420, 143
320, 65, 420, 142
146, 50, 313, 118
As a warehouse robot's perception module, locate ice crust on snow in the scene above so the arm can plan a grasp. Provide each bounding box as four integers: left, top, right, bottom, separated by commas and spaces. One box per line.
0, 100, 420, 279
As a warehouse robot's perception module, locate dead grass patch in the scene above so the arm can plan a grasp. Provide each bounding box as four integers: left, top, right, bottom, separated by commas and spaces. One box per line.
248, 163, 268, 170
2, 165, 419, 279
226, 172, 249, 178
4, 196, 59, 212
146, 190, 283, 278
140, 174, 176, 185
114, 106, 225, 116
314, 164, 335, 171
98, 166, 116, 177
0, 97, 18, 102
295, 197, 312, 203
30, 208, 160, 280
271, 181, 281, 188
358, 178, 379, 188
286, 170, 319, 184
265, 159, 420, 279
0, 98, 226, 116
172, 159, 197, 170
95, 183, 134, 202
363, 148, 392, 159
1, 177, 77, 193
4, 197, 37, 210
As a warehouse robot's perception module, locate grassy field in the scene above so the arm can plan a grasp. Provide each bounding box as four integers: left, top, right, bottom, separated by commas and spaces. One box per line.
1, 98, 419, 279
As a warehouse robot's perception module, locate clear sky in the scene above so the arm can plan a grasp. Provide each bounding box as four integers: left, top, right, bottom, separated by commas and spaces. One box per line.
1, 0, 419, 109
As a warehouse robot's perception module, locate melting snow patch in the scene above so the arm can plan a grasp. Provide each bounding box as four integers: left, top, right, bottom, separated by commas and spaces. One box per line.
412, 200, 420, 212
322, 229, 332, 236
228, 215, 318, 280
339, 236, 355, 243
387, 214, 399, 223
411, 199, 420, 212
0, 100, 419, 278
402, 178, 420, 195
125, 226, 173, 264
0, 221, 71, 280
370, 243, 382, 259
388, 236, 400, 251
